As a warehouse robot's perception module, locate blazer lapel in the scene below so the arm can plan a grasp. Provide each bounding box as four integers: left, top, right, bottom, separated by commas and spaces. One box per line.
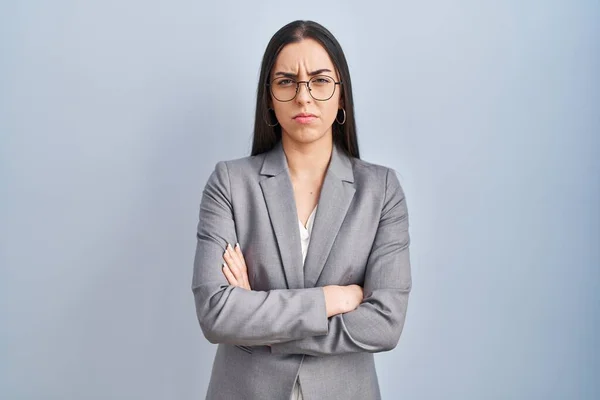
259, 141, 304, 289
303, 144, 355, 287
258, 141, 356, 290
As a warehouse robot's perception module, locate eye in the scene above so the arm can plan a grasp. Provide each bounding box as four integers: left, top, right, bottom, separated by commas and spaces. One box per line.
276, 79, 295, 86
312, 76, 334, 85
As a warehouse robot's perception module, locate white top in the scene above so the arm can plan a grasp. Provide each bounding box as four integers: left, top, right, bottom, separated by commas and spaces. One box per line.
299, 205, 318, 264
291, 205, 317, 400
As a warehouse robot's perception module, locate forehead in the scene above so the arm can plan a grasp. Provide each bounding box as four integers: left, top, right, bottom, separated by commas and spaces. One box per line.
272, 38, 336, 75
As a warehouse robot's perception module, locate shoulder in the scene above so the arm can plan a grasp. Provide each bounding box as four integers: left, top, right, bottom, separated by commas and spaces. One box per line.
204, 153, 269, 198
210, 153, 265, 179
201, 154, 263, 204
351, 157, 403, 190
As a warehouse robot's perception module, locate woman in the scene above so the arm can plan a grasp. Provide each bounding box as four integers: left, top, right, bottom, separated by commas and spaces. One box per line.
192, 20, 411, 400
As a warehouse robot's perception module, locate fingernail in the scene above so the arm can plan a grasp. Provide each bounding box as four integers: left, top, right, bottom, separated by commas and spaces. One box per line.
227, 243, 232, 250
235, 243, 240, 249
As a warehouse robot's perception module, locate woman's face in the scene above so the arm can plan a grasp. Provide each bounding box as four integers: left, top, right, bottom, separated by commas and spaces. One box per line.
269, 38, 343, 146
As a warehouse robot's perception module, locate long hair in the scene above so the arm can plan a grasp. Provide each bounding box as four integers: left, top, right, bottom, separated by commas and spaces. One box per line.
250, 20, 360, 159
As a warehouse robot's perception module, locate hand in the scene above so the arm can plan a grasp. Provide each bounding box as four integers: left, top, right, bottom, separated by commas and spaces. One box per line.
222, 243, 252, 290
341, 284, 364, 312
323, 284, 363, 317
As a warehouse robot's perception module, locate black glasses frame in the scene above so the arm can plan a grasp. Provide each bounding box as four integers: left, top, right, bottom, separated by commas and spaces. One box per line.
266, 75, 342, 102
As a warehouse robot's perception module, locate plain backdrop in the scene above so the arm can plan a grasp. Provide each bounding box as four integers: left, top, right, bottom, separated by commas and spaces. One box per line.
1, 1, 598, 399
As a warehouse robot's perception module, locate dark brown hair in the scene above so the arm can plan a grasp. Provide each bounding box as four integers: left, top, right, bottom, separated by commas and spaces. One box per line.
250, 20, 360, 159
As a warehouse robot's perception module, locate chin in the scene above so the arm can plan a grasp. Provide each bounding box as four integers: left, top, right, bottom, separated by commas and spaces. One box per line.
287, 131, 327, 144
283, 126, 331, 144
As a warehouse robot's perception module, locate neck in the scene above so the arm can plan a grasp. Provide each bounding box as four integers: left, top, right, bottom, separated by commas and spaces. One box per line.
281, 133, 333, 180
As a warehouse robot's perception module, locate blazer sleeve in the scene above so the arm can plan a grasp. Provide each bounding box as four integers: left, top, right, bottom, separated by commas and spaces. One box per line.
191, 161, 329, 347
269, 168, 412, 356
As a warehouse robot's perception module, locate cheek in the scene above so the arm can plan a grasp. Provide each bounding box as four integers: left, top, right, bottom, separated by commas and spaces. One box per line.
271, 104, 290, 126
321, 102, 340, 124
271, 103, 286, 118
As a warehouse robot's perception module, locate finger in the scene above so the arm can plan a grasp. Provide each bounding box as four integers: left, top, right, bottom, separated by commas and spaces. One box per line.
233, 243, 250, 289
234, 243, 248, 270
224, 244, 245, 283
224, 243, 250, 290
233, 243, 251, 288
222, 263, 238, 286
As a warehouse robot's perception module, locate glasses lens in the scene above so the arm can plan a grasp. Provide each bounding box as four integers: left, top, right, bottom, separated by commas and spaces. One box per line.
271, 78, 297, 101
309, 75, 335, 100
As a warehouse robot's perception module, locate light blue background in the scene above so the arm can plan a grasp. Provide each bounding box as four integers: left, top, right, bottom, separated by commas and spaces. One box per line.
1, 1, 598, 399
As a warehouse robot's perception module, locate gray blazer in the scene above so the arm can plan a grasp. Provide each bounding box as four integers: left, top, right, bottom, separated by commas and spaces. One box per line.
192, 140, 411, 400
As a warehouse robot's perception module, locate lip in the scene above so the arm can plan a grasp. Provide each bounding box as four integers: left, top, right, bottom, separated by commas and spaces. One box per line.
293, 113, 317, 124
294, 113, 317, 118
294, 116, 317, 124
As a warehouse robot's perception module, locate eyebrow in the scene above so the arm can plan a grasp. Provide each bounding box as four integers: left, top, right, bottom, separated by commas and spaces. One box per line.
273, 68, 332, 78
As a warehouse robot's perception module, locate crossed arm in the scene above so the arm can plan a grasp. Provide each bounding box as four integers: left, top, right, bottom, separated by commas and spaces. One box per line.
192, 161, 411, 356
220, 242, 364, 349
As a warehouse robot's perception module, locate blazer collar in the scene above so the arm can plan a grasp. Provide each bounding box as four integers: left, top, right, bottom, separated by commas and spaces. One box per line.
258, 140, 356, 289
260, 140, 355, 183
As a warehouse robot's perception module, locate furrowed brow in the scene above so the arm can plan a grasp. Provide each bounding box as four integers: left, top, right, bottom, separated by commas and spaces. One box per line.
274, 68, 332, 78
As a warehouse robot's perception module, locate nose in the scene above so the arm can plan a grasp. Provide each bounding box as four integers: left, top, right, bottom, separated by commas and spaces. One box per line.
295, 81, 312, 103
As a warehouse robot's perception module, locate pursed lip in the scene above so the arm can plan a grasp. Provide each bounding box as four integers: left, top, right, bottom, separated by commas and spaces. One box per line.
293, 113, 317, 119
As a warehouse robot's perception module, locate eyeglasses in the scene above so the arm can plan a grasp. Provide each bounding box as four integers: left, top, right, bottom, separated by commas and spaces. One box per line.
267, 75, 342, 102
